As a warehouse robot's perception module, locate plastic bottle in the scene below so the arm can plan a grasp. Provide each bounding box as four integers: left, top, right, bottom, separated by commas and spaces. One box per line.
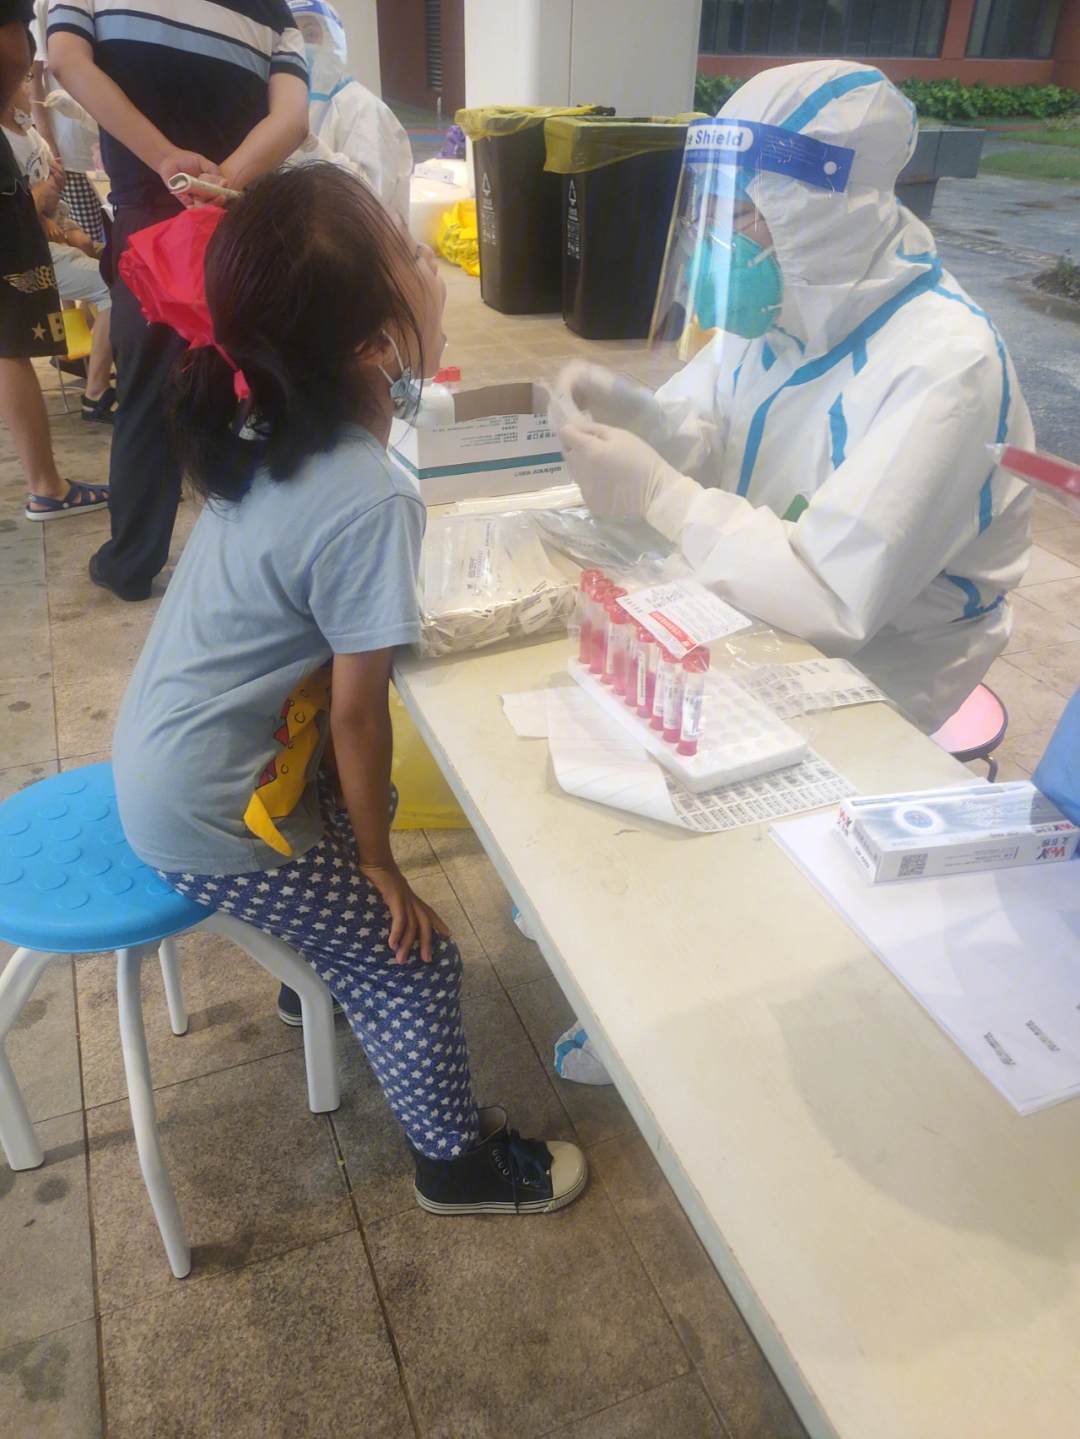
599, 587, 627, 684
634, 628, 658, 717
677, 646, 710, 757
414, 381, 456, 427
661, 651, 685, 744
651, 647, 680, 732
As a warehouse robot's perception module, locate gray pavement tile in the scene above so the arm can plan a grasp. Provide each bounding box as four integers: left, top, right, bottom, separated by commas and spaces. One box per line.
0, 526, 45, 587
330, 1028, 418, 1224
588, 1131, 756, 1389
0, 1320, 102, 1439
1005, 637, 1080, 700
705, 1344, 809, 1439
541, 1374, 723, 1438
101, 1231, 412, 1439
48, 599, 155, 689
52, 675, 123, 764
1003, 591, 1080, 655
87, 1049, 353, 1314
1, 683, 57, 768
367, 1179, 690, 1439
389, 825, 440, 875
75, 927, 303, 1110
1, 953, 82, 1123
508, 973, 637, 1147
427, 829, 551, 987
983, 656, 1070, 738
0, 1111, 94, 1349
0, 759, 57, 803
1037, 521, 1080, 567
1020, 544, 1080, 587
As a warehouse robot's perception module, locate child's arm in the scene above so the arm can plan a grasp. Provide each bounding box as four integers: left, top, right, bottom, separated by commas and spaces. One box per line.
330, 648, 451, 966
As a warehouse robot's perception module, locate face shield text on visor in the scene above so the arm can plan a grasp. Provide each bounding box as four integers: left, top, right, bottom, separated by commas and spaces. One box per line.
650, 118, 854, 355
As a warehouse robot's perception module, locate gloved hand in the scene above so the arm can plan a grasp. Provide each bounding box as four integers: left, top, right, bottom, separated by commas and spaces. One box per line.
558, 416, 684, 519
554, 360, 663, 436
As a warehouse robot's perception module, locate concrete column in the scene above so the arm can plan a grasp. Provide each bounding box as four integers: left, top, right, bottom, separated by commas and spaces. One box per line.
332, 0, 382, 93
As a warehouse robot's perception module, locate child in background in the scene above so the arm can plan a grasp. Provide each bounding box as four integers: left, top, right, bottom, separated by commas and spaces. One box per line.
1, 71, 114, 421
112, 164, 587, 1216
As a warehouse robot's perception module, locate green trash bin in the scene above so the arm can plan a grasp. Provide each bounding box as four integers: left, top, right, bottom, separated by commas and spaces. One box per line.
544, 115, 697, 340
456, 105, 610, 315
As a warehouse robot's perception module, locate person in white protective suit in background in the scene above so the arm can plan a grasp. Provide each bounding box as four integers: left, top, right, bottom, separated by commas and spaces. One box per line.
287, 0, 412, 222
556, 60, 1034, 734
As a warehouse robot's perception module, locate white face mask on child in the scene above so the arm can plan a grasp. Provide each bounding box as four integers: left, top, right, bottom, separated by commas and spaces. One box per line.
379, 331, 423, 424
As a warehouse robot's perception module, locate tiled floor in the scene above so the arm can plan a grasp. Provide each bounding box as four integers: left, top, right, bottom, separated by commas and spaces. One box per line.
2, 257, 1079, 1439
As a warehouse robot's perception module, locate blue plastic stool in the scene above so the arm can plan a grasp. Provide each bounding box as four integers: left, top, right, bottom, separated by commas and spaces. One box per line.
0, 764, 339, 1277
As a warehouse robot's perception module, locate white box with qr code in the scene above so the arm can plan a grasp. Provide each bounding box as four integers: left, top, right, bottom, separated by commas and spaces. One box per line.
835, 782, 1080, 883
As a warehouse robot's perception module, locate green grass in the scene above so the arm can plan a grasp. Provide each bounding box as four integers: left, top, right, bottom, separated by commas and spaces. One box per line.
979, 148, 1080, 181
990, 126, 1080, 147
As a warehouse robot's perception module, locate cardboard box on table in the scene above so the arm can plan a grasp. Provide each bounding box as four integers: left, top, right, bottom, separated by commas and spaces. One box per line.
389, 383, 566, 505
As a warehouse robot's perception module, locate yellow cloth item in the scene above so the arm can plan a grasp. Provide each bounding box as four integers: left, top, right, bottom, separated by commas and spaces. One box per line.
436, 199, 480, 277
390, 685, 469, 830
243, 670, 332, 856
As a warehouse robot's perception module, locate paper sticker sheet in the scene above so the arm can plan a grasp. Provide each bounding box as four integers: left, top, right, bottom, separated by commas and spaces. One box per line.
617, 579, 752, 657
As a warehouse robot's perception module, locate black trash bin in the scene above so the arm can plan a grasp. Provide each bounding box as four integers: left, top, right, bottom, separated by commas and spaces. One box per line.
456, 105, 608, 315
544, 116, 692, 340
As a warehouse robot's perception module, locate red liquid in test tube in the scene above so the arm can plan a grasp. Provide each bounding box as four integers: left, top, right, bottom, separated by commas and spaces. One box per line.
635, 628, 657, 717
677, 646, 710, 757
577, 570, 602, 665
589, 579, 612, 673
609, 603, 631, 696
661, 653, 685, 744
651, 648, 680, 731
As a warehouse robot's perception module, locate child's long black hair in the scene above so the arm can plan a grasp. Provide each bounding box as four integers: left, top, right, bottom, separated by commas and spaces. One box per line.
169, 163, 424, 504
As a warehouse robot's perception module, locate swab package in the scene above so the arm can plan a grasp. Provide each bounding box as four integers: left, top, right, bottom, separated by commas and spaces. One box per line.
417, 511, 576, 657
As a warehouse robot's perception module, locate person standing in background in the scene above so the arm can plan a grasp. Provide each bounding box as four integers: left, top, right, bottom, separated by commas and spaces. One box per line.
30, 0, 103, 241
48, 0, 309, 601
0, 2, 108, 519
289, 0, 412, 222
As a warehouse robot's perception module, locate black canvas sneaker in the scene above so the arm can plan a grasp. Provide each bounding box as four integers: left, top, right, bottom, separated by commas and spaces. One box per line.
410, 1106, 588, 1215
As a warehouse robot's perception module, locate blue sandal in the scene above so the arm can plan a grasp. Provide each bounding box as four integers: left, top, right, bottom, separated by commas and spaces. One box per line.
25, 480, 109, 522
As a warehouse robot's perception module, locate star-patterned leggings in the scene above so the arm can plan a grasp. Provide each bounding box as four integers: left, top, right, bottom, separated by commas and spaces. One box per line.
159, 781, 480, 1160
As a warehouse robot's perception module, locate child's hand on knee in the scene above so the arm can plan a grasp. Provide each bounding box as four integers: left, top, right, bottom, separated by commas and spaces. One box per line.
360, 860, 450, 965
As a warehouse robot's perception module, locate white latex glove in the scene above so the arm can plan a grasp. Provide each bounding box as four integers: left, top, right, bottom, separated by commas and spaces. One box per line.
558, 416, 686, 519
555, 359, 663, 435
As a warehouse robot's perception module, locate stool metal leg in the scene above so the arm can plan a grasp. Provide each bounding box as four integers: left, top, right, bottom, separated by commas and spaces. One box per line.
197, 913, 339, 1114
0, 947, 61, 1171
117, 945, 191, 1278
157, 936, 188, 1036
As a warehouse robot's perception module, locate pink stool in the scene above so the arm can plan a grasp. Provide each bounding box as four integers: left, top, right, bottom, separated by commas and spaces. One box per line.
930, 683, 1008, 781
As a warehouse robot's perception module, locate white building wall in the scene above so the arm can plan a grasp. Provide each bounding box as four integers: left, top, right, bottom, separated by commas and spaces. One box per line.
329, 0, 382, 94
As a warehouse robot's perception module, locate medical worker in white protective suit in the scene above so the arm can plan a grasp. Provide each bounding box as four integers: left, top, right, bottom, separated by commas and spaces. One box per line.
288, 0, 412, 222
557, 60, 1034, 733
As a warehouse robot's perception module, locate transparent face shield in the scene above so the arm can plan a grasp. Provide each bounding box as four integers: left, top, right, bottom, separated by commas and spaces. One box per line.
288, 0, 349, 96
649, 119, 855, 359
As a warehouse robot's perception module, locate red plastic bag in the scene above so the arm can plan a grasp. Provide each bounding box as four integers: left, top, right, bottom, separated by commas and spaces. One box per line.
118, 206, 249, 398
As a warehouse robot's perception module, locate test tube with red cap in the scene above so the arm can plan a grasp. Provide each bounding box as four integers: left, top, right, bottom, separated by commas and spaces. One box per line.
588, 579, 612, 673
599, 587, 627, 684
607, 602, 632, 696
651, 647, 681, 732
661, 651, 685, 744
577, 570, 602, 665
634, 628, 658, 717
677, 646, 710, 756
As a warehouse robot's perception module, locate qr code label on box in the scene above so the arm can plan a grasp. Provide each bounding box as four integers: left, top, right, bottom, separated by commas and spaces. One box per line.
898, 852, 928, 878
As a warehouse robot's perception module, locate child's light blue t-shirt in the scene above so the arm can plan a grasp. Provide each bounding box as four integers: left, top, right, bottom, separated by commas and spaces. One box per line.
113, 429, 424, 875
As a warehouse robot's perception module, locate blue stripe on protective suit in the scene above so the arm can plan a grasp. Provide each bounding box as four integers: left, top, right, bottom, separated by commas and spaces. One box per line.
762, 344, 776, 371
780, 70, 886, 134
933, 282, 1011, 534
737, 259, 942, 496
1032, 687, 1080, 827
829, 394, 847, 468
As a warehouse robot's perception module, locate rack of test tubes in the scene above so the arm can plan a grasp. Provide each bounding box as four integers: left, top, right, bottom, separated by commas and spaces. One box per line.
568, 569, 808, 793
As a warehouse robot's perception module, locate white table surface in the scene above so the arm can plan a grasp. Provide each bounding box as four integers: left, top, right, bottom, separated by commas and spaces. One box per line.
394, 632, 1080, 1439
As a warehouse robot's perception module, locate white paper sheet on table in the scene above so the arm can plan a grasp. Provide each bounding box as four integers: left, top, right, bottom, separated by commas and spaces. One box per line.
772, 808, 1080, 1115
544, 687, 852, 834
500, 691, 552, 738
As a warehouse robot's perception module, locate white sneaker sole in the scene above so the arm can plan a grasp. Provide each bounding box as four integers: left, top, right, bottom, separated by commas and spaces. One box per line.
414, 1141, 588, 1216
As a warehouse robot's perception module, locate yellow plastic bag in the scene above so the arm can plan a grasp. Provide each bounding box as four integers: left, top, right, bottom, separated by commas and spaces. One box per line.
436, 198, 480, 277
454, 104, 600, 141
543, 114, 704, 175
390, 685, 470, 830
